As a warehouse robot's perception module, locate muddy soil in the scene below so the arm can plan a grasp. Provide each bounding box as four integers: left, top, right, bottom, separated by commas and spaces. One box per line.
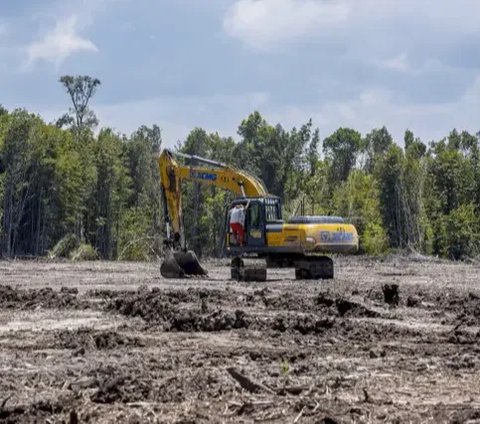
1, 255, 480, 423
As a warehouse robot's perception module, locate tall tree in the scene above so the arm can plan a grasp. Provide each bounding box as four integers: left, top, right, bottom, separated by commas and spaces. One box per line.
363, 126, 393, 174
182, 128, 210, 256
307, 128, 320, 177
117, 124, 163, 261
1, 110, 41, 257
402, 142, 427, 250
323, 128, 362, 183
57, 75, 101, 132
57, 75, 101, 242
89, 128, 131, 259
375, 145, 406, 249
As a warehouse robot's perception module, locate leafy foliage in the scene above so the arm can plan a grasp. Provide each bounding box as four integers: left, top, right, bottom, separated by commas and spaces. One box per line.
0, 75, 479, 261
323, 127, 362, 183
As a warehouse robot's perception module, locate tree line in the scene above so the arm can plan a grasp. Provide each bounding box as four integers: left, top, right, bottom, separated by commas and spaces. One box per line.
1, 75, 479, 261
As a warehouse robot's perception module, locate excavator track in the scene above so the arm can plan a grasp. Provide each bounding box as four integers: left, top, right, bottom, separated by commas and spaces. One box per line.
294, 255, 334, 280
229, 255, 334, 282
230, 257, 267, 282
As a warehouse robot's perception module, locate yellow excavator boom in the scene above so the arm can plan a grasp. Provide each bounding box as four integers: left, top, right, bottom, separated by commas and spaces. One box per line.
159, 149, 267, 238
158, 148, 268, 277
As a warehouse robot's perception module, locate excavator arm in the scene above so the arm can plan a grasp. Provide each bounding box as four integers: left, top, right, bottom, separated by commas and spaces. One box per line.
158, 148, 267, 277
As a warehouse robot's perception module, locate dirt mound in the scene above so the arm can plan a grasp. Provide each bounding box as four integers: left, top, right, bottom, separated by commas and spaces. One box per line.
104, 287, 249, 331
402, 287, 480, 316
450, 292, 480, 327
334, 298, 381, 318
0, 285, 21, 304
0, 285, 83, 310
270, 314, 335, 335
382, 283, 400, 306
0, 397, 75, 424
87, 289, 122, 299
316, 292, 382, 318
105, 289, 191, 324
100, 286, 234, 311
406, 295, 421, 307
247, 290, 383, 318
244, 288, 313, 312
408, 290, 480, 326
167, 309, 249, 332
52, 328, 146, 351
316, 292, 336, 308
104, 287, 385, 336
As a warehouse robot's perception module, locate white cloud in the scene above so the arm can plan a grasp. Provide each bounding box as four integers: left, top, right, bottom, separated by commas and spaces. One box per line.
223, 0, 480, 59
25, 15, 98, 68
223, 0, 350, 50
261, 76, 480, 146
381, 52, 409, 72
334, 0, 480, 30
359, 89, 392, 106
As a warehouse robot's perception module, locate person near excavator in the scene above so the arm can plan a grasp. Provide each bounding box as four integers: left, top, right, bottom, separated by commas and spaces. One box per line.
229, 201, 249, 245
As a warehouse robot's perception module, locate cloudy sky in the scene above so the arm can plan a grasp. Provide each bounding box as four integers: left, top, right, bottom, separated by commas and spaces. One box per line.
1, 0, 480, 148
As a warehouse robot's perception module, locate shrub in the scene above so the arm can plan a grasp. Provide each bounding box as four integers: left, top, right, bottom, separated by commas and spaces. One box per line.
70, 244, 100, 261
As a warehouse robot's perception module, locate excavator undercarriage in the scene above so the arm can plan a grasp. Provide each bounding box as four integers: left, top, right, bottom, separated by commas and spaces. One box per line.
229, 254, 334, 282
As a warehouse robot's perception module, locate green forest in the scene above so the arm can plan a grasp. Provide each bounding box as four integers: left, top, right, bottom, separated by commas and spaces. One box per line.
1, 75, 479, 261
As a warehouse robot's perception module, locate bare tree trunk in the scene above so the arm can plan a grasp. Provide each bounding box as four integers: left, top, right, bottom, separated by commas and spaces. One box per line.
41, 204, 47, 256
12, 183, 31, 257
106, 196, 111, 259
35, 191, 42, 256
80, 213, 84, 241
2, 182, 13, 257
394, 179, 404, 248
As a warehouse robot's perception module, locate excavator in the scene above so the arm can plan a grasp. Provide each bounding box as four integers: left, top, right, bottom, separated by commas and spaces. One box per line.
158, 148, 359, 281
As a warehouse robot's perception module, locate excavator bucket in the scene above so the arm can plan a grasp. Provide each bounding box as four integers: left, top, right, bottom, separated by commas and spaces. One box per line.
160, 248, 208, 278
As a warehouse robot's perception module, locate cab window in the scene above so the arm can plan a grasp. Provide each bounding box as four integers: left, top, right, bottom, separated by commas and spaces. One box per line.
265, 204, 279, 221
248, 203, 261, 227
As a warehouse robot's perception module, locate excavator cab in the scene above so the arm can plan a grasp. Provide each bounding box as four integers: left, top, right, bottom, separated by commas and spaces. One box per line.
226, 196, 282, 248
224, 196, 283, 282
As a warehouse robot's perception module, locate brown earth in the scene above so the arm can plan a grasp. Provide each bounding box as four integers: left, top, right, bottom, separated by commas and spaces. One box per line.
0, 254, 480, 423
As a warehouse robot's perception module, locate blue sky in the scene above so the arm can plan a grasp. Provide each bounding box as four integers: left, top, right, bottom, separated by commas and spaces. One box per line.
1, 0, 480, 148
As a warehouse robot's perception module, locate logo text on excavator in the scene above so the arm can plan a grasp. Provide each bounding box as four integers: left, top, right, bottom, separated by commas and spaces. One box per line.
189, 170, 218, 181
320, 230, 354, 243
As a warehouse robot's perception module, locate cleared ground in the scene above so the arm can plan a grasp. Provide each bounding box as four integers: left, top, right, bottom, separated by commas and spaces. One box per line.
0, 255, 479, 423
